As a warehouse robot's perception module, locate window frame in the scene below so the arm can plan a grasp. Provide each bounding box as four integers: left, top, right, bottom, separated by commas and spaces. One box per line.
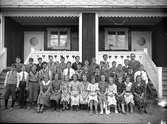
104, 28, 129, 51
47, 28, 71, 50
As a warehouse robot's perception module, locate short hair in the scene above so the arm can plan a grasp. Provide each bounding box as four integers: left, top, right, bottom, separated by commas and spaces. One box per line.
60, 56, 65, 59
38, 57, 42, 61
16, 56, 21, 59
67, 61, 71, 64
29, 58, 34, 62
75, 56, 80, 59
42, 61, 47, 66
72, 74, 78, 79
112, 61, 116, 64
11, 63, 16, 68
103, 54, 108, 58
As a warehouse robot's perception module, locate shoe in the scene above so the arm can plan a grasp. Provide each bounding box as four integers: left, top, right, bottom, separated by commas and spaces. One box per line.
106, 110, 110, 115
9, 107, 14, 111
39, 106, 44, 113
115, 110, 119, 113
100, 110, 104, 115
37, 106, 40, 113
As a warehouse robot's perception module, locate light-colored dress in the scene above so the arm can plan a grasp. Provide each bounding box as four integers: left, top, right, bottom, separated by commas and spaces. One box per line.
50, 80, 61, 102
60, 81, 70, 103
69, 81, 80, 106
37, 80, 51, 106
79, 81, 89, 104
87, 83, 99, 103
106, 84, 117, 106
124, 82, 134, 104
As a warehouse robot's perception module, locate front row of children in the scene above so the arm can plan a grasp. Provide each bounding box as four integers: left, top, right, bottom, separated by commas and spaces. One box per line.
36, 72, 147, 115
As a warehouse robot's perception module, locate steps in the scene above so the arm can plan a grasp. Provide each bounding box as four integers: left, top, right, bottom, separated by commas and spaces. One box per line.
162, 67, 167, 99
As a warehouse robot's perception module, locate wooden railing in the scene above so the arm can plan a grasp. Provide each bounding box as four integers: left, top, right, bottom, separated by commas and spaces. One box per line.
24, 49, 81, 64
0, 48, 7, 73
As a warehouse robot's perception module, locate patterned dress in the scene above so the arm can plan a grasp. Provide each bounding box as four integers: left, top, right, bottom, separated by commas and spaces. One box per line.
60, 81, 70, 103
132, 81, 146, 109
98, 81, 108, 103
37, 80, 51, 106
69, 81, 80, 106
116, 81, 126, 104
79, 81, 89, 104
124, 82, 134, 104
50, 80, 61, 103
87, 83, 99, 103
106, 84, 117, 106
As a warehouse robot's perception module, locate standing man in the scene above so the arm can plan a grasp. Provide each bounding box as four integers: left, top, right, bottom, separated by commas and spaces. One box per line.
128, 53, 140, 74
4, 64, 20, 111
37, 57, 43, 72
14, 56, 23, 73
72, 56, 82, 71
18, 65, 29, 108
63, 61, 75, 80
26, 58, 34, 73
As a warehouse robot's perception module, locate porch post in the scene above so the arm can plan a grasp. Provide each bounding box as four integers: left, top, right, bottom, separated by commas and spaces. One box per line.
0, 13, 5, 51
95, 13, 99, 62
158, 67, 163, 98
79, 13, 82, 62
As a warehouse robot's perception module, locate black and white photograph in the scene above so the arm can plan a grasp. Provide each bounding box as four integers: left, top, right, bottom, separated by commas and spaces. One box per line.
0, 0, 167, 123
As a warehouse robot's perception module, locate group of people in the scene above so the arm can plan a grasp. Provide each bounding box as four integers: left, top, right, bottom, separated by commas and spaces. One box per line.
3, 53, 152, 115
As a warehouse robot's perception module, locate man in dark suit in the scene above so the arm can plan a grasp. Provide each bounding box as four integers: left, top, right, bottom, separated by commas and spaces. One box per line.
72, 56, 82, 71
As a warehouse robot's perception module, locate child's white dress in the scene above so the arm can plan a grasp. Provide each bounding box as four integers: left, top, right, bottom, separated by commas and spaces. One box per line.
69, 81, 80, 106
124, 82, 134, 104
106, 84, 117, 106
87, 83, 99, 103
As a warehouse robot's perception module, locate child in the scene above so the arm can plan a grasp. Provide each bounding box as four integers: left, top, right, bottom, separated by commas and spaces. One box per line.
28, 64, 39, 109
69, 74, 80, 111
81, 65, 91, 82
50, 73, 61, 111
79, 74, 89, 110
87, 76, 99, 114
132, 75, 147, 113
106, 76, 118, 114
4, 64, 20, 111
37, 76, 51, 113
98, 75, 109, 115
115, 76, 126, 113
109, 61, 117, 81
124, 75, 134, 113
60, 75, 70, 111
75, 63, 83, 81
18, 65, 29, 109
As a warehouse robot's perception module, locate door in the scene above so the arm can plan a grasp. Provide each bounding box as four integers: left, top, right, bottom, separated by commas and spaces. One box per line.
24, 32, 44, 61
131, 31, 152, 58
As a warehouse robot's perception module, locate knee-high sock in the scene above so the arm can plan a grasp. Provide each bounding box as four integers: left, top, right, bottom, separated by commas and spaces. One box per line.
5, 99, 8, 108
11, 100, 15, 107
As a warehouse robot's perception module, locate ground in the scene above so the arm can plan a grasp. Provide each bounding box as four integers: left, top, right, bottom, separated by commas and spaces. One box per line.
0, 104, 167, 123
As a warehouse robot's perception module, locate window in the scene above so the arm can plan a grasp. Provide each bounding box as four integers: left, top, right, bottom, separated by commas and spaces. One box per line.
47, 28, 70, 50
105, 28, 128, 50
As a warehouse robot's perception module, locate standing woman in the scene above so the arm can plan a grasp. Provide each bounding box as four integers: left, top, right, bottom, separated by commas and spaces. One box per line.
37, 62, 51, 113
28, 64, 39, 109
132, 75, 147, 113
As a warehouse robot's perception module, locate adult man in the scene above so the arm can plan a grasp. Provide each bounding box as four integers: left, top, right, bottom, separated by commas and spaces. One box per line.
128, 53, 140, 74
72, 56, 82, 71
63, 61, 75, 80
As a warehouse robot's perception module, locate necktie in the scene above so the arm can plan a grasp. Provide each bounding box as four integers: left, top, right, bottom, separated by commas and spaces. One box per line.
22, 71, 25, 81
67, 68, 70, 78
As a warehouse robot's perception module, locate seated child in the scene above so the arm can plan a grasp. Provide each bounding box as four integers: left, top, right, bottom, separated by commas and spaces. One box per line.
115, 76, 126, 113
60, 75, 70, 111
37, 76, 51, 113
50, 73, 61, 111
69, 74, 80, 111
79, 74, 89, 110
98, 75, 109, 115
124, 75, 134, 113
106, 76, 118, 113
87, 76, 99, 114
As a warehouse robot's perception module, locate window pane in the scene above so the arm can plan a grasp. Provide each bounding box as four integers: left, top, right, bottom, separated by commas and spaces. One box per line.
60, 34, 68, 47
50, 34, 58, 47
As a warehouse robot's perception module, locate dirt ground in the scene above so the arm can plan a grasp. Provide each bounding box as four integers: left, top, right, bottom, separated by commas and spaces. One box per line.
0, 104, 167, 123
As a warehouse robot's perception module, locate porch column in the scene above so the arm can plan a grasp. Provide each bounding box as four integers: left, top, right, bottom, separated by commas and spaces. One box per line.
82, 13, 95, 62
95, 13, 99, 61
79, 13, 82, 62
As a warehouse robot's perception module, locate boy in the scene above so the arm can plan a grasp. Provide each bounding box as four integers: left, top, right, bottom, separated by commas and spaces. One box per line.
4, 64, 20, 110
72, 56, 82, 71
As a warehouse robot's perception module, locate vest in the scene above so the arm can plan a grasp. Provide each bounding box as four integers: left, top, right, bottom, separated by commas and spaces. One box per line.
7, 71, 17, 85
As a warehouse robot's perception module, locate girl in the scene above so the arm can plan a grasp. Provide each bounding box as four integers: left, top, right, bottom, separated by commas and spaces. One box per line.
124, 75, 134, 113
116, 76, 126, 113
60, 75, 70, 111
132, 75, 147, 113
79, 74, 89, 110
50, 73, 61, 111
87, 76, 99, 114
106, 76, 118, 114
69, 74, 80, 111
37, 75, 51, 113
98, 75, 109, 115
75, 63, 83, 81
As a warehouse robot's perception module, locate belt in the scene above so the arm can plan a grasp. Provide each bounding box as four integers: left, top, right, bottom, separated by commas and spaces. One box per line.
29, 80, 38, 83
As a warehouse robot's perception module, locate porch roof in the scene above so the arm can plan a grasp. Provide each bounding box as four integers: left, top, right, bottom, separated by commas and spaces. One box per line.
0, 0, 167, 8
